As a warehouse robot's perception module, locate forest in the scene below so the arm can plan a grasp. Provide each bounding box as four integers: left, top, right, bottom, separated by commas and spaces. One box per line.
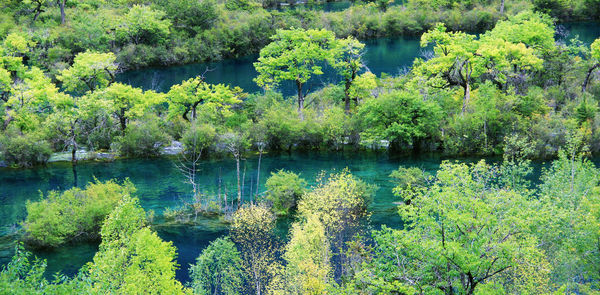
0, 0, 599, 294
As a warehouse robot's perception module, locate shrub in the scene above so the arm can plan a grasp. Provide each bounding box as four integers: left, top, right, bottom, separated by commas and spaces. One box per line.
115, 116, 171, 157
265, 170, 307, 216
0, 129, 52, 168
23, 179, 136, 247
182, 122, 217, 155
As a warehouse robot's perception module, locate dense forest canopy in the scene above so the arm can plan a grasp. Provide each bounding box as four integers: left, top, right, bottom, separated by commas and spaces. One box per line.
0, 0, 600, 294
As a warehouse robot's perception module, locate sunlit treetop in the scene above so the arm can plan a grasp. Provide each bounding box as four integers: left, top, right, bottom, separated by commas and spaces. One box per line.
57, 51, 118, 93
254, 28, 336, 89
592, 38, 600, 60
167, 77, 243, 121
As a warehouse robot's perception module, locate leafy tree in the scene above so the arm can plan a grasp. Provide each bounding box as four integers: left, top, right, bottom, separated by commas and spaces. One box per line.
254, 28, 336, 119
57, 51, 118, 93
0, 244, 90, 294
23, 179, 136, 247
0, 127, 51, 167
330, 37, 366, 113
582, 38, 600, 92
416, 23, 479, 114
298, 169, 374, 278
87, 195, 187, 294
357, 90, 441, 149
230, 204, 279, 295
93, 82, 165, 133
115, 114, 172, 157
167, 77, 242, 122
283, 214, 331, 295
190, 237, 245, 295
358, 161, 549, 294
265, 170, 307, 216
116, 5, 172, 45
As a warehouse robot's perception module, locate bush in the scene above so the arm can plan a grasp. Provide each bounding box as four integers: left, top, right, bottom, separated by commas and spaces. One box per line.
115, 116, 171, 157
265, 170, 307, 216
0, 129, 52, 168
23, 179, 136, 247
182, 122, 217, 155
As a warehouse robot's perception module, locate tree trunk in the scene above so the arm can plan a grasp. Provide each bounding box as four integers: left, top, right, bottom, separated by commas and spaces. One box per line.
296, 80, 304, 120
461, 82, 471, 115
582, 63, 599, 93
33, 3, 43, 22
60, 0, 65, 24
236, 155, 241, 208
344, 79, 351, 114
500, 0, 505, 14
255, 149, 262, 201
120, 108, 127, 135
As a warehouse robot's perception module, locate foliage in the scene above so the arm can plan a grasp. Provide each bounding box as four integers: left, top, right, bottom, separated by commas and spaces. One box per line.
358, 91, 441, 149
230, 204, 279, 295
114, 115, 172, 157
190, 237, 245, 295
0, 128, 51, 167
350, 161, 550, 294
23, 179, 136, 247
265, 170, 307, 216
57, 51, 118, 93
87, 195, 187, 294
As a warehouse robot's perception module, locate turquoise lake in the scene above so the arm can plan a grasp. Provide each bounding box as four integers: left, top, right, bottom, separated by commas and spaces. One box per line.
1, 21, 599, 283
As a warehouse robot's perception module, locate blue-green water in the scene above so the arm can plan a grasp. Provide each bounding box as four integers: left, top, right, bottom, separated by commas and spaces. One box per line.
117, 22, 599, 96
0, 151, 506, 282
2, 21, 599, 284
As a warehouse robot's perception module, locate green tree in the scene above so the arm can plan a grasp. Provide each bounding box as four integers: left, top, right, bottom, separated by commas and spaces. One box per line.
93, 82, 165, 134
167, 77, 242, 122
265, 170, 307, 216
190, 237, 245, 295
87, 195, 187, 294
361, 161, 549, 294
283, 214, 331, 295
254, 28, 336, 119
23, 179, 136, 247
57, 51, 118, 93
357, 90, 441, 149
116, 5, 172, 45
330, 37, 366, 113
582, 38, 600, 92
230, 204, 279, 295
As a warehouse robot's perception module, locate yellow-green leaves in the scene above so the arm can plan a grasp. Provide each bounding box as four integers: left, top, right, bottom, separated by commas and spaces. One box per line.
592, 38, 600, 60
167, 77, 242, 122
58, 51, 118, 93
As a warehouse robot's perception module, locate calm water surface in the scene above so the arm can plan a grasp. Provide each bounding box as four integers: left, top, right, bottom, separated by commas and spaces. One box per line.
1, 22, 599, 284
1, 152, 507, 282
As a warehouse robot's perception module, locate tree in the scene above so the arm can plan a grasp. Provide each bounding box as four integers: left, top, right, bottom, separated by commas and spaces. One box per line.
265, 170, 307, 216
57, 51, 118, 93
46, 91, 107, 163
417, 23, 479, 114
116, 5, 172, 45
230, 204, 279, 295
357, 90, 441, 149
94, 82, 165, 134
219, 131, 250, 208
22, 0, 47, 22
283, 215, 331, 294
87, 196, 187, 294
582, 38, 600, 92
254, 28, 336, 119
167, 77, 242, 122
190, 237, 245, 295
298, 169, 374, 278
361, 161, 548, 294
330, 37, 366, 113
